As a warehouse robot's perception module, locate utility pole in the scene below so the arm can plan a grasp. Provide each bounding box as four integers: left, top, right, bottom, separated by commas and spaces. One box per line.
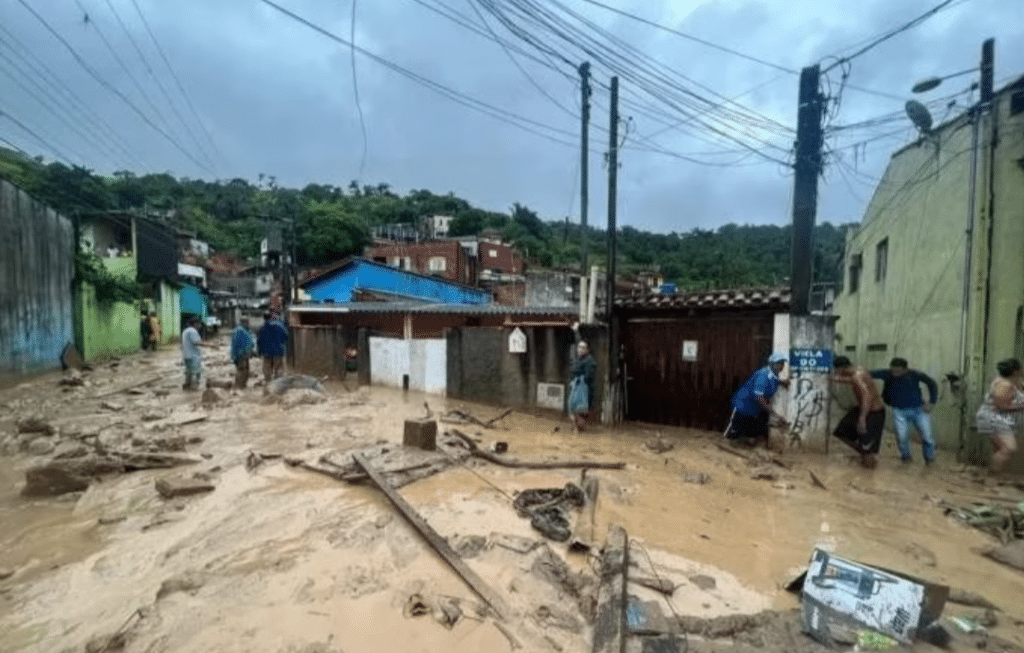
579, 62, 591, 276
789, 64, 825, 315
605, 76, 620, 424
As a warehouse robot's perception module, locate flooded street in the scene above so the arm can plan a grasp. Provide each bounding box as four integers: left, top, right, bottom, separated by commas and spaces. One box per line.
1, 344, 1023, 652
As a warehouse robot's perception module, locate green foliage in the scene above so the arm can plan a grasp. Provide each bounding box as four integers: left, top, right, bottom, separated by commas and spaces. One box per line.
0, 148, 852, 289
74, 251, 142, 305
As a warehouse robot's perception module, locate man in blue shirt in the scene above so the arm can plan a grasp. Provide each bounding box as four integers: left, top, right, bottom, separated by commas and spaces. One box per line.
726, 352, 790, 447
870, 357, 939, 464
257, 312, 289, 383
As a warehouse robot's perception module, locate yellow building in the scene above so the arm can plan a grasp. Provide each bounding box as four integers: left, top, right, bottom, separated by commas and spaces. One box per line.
834, 75, 1024, 467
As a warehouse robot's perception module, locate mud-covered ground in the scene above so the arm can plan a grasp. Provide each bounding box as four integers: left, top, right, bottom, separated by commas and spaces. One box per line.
1, 341, 1023, 653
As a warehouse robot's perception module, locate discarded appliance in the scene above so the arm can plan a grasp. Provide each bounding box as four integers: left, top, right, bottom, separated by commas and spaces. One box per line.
797, 547, 948, 646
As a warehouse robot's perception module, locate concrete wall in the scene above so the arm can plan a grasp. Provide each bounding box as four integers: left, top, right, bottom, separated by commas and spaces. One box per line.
369, 336, 446, 394
0, 180, 75, 374
447, 325, 608, 414
73, 282, 139, 362
833, 89, 1024, 465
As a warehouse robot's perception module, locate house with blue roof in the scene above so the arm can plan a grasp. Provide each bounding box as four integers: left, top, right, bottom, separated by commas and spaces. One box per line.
300, 257, 492, 305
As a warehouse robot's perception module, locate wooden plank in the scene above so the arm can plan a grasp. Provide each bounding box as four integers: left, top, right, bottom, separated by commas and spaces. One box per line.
353, 453, 508, 620
570, 477, 599, 552
592, 524, 628, 653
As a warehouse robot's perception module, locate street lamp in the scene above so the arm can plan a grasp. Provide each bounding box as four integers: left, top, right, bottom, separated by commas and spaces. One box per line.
911, 68, 978, 93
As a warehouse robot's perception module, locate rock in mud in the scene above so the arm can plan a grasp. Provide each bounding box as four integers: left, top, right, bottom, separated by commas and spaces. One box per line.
155, 476, 216, 499
265, 374, 326, 396
52, 441, 89, 459
681, 471, 711, 485
22, 457, 125, 497
25, 436, 56, 456
156, 571, 207, 599
644, 435, 674, 454
688, 574, 717, 591
450, 534, 487, 559
282, 389, 327, 409
749, 465, 778, 481
201, 388, 222, 406
16, 415, 55, 436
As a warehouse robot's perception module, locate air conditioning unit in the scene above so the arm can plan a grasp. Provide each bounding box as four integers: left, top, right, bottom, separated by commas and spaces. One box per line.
536, 382, 565, 410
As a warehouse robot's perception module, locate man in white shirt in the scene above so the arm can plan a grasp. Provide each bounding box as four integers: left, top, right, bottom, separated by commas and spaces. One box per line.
180, 318, 209, 391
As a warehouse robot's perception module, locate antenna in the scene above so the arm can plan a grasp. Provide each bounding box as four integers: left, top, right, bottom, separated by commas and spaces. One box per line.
905, 100, 934, 135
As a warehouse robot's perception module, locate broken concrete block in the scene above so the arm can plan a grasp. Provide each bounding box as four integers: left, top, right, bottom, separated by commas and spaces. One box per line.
25, 437, 56, 456
16, 415, 55, 436
22, 457, 125, 497
403, 419, 437, 451
155, 476, 215, 499
156, 571, 207, 599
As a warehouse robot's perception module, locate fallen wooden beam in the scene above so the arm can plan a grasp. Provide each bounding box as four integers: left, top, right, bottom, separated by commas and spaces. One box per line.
353, 453, 509, 620
451, 430, 625, 470
485, 408, 514, 428
569, 477, 599, 552
592, 525, 628, 653
809, 471, 828, 491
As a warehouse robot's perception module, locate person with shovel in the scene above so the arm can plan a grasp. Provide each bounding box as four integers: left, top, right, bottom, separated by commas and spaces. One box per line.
725, 352, 790, 448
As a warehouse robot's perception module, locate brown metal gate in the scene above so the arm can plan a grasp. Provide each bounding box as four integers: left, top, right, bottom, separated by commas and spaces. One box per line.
622, 312, 775, 431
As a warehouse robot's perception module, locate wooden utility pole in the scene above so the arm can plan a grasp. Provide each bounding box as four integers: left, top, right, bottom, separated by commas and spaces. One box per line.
789, 65, 825, 316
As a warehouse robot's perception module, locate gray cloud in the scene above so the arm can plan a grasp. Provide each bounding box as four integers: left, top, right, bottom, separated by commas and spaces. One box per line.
2, 0, 1022, 234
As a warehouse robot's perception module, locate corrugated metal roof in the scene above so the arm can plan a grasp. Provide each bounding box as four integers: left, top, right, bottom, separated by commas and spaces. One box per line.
616, 287, 790, 310
289, 301, 577, 316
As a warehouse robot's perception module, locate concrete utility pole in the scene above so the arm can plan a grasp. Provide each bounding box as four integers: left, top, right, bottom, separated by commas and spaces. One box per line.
789, 64, 825, 315
579, 62, 591, 276
605, 76, 619, 423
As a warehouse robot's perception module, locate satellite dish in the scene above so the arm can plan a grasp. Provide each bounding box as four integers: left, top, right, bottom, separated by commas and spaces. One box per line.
912, 77, 942, 93
905, 100, 933, 134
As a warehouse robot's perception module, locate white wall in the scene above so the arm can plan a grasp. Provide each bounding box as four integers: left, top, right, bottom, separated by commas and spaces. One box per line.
369, 336, 447, 395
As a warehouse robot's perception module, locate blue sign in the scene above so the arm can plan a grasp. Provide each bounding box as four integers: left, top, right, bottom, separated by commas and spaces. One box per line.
790, 348, 833, 373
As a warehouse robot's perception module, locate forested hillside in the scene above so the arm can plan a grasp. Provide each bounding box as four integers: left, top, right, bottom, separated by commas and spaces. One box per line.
0, 149, 852, 289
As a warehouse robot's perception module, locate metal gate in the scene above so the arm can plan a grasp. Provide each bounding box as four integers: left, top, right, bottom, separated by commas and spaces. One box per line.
622, 312, 775, 430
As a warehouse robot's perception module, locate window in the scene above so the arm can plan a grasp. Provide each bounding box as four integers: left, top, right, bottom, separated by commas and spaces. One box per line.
428, 256, 447, 272
848, 253, 862, 294
875, 239, 888, 283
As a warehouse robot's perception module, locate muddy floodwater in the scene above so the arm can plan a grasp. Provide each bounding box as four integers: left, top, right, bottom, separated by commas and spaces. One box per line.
1, 345, 1023, 652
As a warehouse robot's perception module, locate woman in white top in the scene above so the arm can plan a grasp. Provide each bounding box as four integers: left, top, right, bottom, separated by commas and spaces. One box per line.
975, 358, 1024, 474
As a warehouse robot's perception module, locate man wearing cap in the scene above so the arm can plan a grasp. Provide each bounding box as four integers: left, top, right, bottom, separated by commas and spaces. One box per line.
725, 353, 790, 448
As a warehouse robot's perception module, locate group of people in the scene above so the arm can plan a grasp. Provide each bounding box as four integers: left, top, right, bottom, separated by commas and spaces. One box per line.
139, 311, 161, 351
179, 313, 289, 391
726, 351, 1023, 475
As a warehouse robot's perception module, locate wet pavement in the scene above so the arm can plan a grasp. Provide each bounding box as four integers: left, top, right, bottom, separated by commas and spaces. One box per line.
1, 343, 1023, 652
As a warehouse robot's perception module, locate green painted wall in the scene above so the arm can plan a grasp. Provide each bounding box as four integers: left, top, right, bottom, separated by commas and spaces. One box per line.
73, 281, 140, 362
834, 87, 1024, 468
159, 281, 180, 344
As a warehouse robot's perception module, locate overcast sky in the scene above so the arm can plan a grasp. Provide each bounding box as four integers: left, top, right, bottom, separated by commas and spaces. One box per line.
2, 0, 1022, 233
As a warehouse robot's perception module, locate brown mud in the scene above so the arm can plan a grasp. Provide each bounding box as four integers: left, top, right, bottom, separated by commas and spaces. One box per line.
0, 344, 1023, 652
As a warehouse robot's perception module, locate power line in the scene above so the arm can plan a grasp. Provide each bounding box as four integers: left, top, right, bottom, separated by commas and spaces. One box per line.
0, 24, 146, 170
580, 0, 797, 74
350, 0, 368, 179
15, 0, 214, 174
821, 0, 960, 73
0, 107, 73, 164
127, 0, 226, 170
99, 0, 217, 172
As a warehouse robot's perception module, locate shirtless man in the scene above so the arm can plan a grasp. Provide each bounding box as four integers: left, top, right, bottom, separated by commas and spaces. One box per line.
831, 356, 886, 469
